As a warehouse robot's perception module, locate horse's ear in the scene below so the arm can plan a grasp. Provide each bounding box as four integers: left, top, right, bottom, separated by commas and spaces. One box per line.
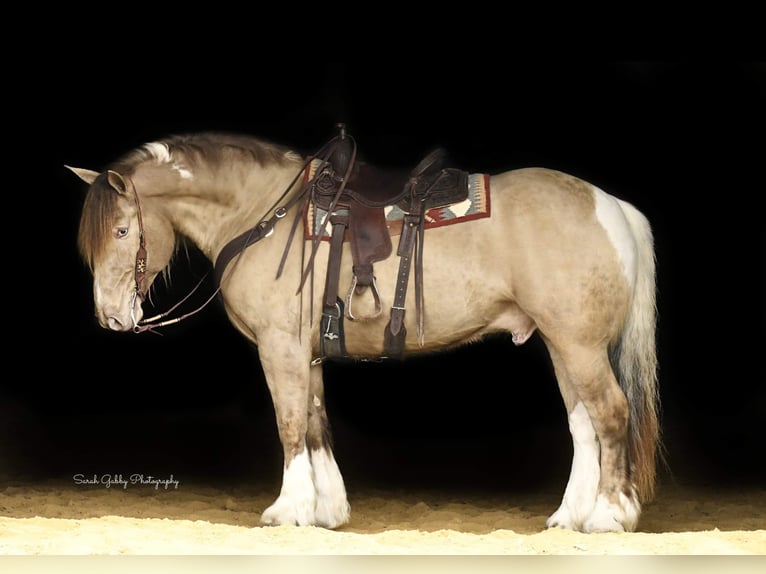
105, 170, 130, 195
65, 165, 101, 184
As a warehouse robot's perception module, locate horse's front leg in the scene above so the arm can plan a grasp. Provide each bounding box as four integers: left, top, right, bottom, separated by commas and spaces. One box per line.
258, 333, 317, 526
306, 362, 350, 528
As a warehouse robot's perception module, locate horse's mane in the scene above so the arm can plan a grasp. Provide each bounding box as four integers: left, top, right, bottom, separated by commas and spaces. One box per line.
115, 132, 302, 173
77, 132, 301, 270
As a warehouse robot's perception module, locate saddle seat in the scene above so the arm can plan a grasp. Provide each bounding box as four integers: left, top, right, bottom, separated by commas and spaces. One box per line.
313, 146, 458, 212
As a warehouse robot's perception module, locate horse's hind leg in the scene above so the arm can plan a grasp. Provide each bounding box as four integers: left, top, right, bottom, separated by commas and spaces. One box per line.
544, 340, 600, 531
545, 339, 640, 533
306, 363, 350, 528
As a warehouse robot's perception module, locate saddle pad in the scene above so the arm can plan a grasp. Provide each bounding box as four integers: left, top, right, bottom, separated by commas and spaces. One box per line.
304, 163, 491, 241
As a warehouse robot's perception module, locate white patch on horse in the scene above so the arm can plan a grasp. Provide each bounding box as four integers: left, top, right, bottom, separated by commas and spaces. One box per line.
311, 447, 351, 528
592, 185, 637, 288
547, 401, 600, 531
260, 449, 316, 526
144, 142, 171, 162
144, 141, 193, 179
584, 490, 640, 533
172, 164, 193, 179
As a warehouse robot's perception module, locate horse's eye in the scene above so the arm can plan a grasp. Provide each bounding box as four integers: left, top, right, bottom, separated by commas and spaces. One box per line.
115, 227, 129, 239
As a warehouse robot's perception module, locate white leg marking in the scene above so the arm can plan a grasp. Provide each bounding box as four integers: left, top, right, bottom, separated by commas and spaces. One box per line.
584, 490, 641, 533
547, 401, 600, 531
261, 449, 317, 526
311, 447, 351, 528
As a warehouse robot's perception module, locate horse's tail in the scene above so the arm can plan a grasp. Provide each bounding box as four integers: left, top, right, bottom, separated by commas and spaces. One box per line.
611, 200, 662, 504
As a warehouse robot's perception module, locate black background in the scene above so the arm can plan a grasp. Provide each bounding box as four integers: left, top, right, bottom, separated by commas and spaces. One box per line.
4, 62, 764, 495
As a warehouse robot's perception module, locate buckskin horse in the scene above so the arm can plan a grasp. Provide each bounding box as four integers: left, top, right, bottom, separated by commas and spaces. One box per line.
71, 127, 660, 533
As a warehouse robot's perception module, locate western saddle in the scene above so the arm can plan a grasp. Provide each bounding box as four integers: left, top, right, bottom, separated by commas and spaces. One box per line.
215, 125, 470, 360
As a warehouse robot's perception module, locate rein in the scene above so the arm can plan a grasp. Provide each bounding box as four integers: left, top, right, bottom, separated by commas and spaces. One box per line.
130, 129, 351, 334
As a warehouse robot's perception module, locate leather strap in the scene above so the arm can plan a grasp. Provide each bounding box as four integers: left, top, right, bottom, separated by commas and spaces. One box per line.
383, 210, 423, 358
323, 212, 349, 309
319, 211, 349, 359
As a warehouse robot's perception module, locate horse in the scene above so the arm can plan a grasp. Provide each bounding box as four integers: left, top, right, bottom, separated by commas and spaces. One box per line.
71, 129, 660, 533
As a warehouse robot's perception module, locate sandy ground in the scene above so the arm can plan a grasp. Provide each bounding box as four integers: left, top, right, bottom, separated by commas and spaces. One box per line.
0, 393, 763, 558
0, 477, 764, 555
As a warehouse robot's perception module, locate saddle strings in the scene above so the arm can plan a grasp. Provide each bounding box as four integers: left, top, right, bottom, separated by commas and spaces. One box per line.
294, 136, 357, 295
275, 134, 357, 335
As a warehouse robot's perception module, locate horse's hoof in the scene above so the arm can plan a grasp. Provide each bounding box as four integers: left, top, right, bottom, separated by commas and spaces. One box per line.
315, 501, 351, 529
261, 498, 316, 527
583, 493, 640, 533
582, 516, 626, 533
546, 509, 579, 531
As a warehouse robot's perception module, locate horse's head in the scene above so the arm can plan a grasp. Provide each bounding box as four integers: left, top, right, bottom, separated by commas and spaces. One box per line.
71, 166, 176, 332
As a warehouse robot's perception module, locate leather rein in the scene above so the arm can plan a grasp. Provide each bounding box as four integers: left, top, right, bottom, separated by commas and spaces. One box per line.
128, 132, 351, 334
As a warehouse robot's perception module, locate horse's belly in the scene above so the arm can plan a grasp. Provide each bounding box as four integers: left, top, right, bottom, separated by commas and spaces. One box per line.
336, 272, 537, 357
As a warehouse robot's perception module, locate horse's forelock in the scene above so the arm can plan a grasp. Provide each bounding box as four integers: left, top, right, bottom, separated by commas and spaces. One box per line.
77, 173, 119, 270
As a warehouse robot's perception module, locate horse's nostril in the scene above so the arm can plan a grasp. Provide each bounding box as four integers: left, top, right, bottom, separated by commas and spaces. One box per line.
106, 316, 124, 331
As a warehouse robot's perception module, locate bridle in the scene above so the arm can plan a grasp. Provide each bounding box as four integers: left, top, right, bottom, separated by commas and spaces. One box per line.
128, 174, 148, 331
125, 174, 221, 334
125, 127, 352, 335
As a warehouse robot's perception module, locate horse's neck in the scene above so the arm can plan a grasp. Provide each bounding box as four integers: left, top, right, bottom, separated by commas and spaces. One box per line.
137, 160, 301, 261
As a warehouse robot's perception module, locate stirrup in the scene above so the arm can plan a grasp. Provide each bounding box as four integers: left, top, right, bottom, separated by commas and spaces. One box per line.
345, 274, 383, 321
